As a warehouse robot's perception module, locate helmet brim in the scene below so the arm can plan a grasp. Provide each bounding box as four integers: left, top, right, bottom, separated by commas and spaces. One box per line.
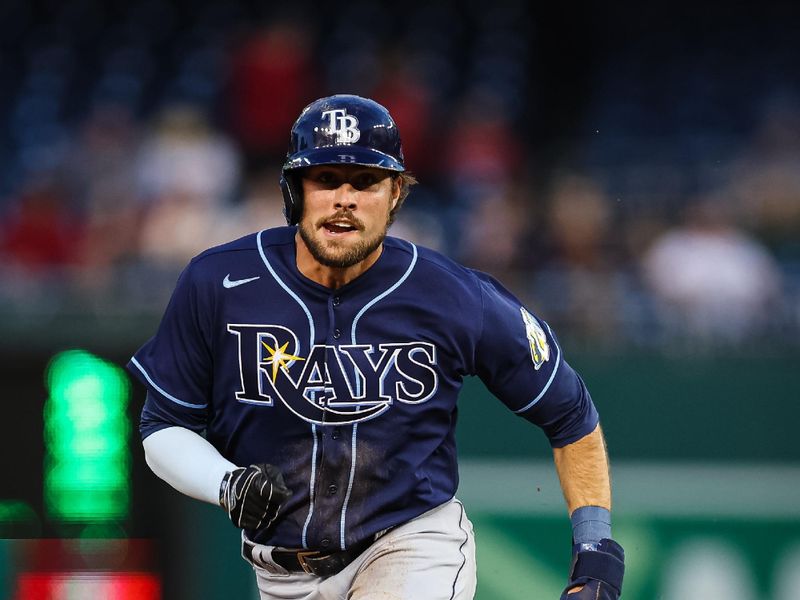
283, 146, 404, 172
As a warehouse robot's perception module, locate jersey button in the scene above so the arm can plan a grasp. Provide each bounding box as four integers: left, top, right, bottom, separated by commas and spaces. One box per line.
320, 538, 331, 548
331, 428, 340, 440
333, 328, 341, 339
328, 484, 338, 495
333, 296, 341, 306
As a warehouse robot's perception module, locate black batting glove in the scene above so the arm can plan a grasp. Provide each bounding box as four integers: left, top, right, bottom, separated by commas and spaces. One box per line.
560, 538, 625, 600
219, 463, 292, 531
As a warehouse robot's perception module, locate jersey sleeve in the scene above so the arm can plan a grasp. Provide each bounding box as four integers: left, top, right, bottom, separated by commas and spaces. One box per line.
473, 274, 599, 447
127, 261, 213, 439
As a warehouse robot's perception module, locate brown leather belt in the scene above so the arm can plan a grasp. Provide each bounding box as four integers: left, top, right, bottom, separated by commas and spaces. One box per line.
243, 538, 373, 578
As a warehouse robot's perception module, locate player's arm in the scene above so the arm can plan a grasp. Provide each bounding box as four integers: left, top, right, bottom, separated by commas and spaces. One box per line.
552, 424, 624, 599
142, 415, 292, 530
553, 423, 610, 514
470, 279, 624, 597
142, 425, 236, 505
129, 261, 292, 532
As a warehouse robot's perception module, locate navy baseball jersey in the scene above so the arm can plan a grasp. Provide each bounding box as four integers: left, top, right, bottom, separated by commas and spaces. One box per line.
128, 226, 598, 551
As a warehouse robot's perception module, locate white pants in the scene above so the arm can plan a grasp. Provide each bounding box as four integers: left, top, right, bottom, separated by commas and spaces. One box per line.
242, 498, 477, 600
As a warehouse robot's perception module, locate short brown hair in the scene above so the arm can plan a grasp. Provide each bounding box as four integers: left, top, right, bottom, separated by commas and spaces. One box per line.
389, 172, 418, 224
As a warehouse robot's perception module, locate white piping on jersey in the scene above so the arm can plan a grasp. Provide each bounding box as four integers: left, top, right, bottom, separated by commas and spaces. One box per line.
340, 242, 419, 549
256, 230, 319, 549
349, 242, 419, 345
257, 230, 316, 343
130, 357, 207, 408
514, 321, 562, 414
302, 423, 319, 548
340, 421, 359, 549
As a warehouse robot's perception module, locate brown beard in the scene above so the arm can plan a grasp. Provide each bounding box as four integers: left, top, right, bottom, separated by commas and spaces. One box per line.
298, 213, 389, 269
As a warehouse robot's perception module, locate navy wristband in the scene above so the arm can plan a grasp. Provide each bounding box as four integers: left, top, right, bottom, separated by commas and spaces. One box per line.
571, 506, 611, 545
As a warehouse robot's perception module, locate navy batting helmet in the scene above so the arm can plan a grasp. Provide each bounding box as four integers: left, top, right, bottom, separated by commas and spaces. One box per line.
280, 94, 405, 225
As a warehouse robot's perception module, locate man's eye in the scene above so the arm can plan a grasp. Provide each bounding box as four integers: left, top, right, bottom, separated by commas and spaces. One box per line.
355, 175, 377, 188
313, 172, 339, 185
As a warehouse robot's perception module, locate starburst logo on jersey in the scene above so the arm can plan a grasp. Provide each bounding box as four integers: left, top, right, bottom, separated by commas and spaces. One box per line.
227, 324, 438, 425
520, 308, 550, 370
261, 340, 305, 384
321, 108, 361, 144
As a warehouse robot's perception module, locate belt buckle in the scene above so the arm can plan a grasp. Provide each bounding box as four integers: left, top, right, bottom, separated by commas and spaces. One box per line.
296, 549, 322, 574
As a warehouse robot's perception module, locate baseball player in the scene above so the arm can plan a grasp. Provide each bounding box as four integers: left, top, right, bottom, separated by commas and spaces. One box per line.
129, 94, 625, 599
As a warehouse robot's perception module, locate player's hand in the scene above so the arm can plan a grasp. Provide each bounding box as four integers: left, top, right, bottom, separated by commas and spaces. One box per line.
565, 585, 585, 594
564, 581, 610, 598
219, 463, 293, 531
559, 538, 625, 600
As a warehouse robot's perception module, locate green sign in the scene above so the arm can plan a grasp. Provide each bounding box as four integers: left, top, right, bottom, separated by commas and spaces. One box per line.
43, 350, 131, 525
471, 514, 800, 600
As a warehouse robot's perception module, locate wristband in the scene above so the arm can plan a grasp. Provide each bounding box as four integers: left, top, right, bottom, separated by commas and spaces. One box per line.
219, 470, 233, 507
571, 506, 611, 545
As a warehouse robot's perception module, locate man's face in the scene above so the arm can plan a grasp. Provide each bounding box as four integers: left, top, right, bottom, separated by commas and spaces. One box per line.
297, 164, 399, 269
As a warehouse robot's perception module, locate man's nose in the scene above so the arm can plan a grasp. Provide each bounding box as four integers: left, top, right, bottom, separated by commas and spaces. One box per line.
333, 183, 358, 210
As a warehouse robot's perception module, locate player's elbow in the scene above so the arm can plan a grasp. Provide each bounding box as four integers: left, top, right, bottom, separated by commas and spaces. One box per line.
141, 425, 184, 481
142, 430, 163, 477
554, 422, 602, 450
142, 437, 157, 473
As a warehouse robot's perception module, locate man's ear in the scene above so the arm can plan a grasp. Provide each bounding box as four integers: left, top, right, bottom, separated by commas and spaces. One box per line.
391, 178, 402, 209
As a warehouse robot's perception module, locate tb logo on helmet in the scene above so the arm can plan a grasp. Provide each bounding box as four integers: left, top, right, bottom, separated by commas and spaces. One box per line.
321, 109, 361, 144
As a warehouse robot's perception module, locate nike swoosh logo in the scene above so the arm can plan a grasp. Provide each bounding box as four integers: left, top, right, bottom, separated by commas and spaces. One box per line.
223, 274, 261, 289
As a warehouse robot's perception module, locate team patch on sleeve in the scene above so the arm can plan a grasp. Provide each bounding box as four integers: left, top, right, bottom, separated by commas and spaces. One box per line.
520, 307, 550, 370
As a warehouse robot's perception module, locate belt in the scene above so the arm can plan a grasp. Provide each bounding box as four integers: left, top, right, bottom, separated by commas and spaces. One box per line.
243, 537, 373, 578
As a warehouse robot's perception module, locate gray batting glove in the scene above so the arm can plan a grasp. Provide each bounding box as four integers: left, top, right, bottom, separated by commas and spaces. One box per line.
219, 463, 292, 531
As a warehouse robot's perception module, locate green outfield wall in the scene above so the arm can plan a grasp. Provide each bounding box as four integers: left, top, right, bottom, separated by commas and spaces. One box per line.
456, 351, 800, 461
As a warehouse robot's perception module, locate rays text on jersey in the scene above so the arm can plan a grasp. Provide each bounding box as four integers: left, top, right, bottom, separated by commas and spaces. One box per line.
227, 324, 439, 425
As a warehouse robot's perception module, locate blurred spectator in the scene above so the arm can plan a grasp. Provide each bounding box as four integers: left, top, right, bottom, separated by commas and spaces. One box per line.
532, 173, 623, 342
139, 169, 288, 267
642, 196, 783, 344
65, 104, 143, 279
456, 182, 529, 274
210, 168, 289, 243
728, 92, 800, 261
68, 103, 140, 212
0, 176, 82, 273
390, 199, 448, 254
136, 104, 241, 206
227, 20, 318, 168
135, 105, 242, 266
441, 89, 524, 191
372, 55, 437, 177
441, 89, 526, 260
137, 190, 222, 267
544, 174, 616, 270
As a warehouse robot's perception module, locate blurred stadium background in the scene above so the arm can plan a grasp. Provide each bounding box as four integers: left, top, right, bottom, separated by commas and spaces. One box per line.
0, 0, 798, 598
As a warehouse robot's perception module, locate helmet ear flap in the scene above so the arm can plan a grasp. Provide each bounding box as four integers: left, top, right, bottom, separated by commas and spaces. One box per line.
280, 172, 302, 225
